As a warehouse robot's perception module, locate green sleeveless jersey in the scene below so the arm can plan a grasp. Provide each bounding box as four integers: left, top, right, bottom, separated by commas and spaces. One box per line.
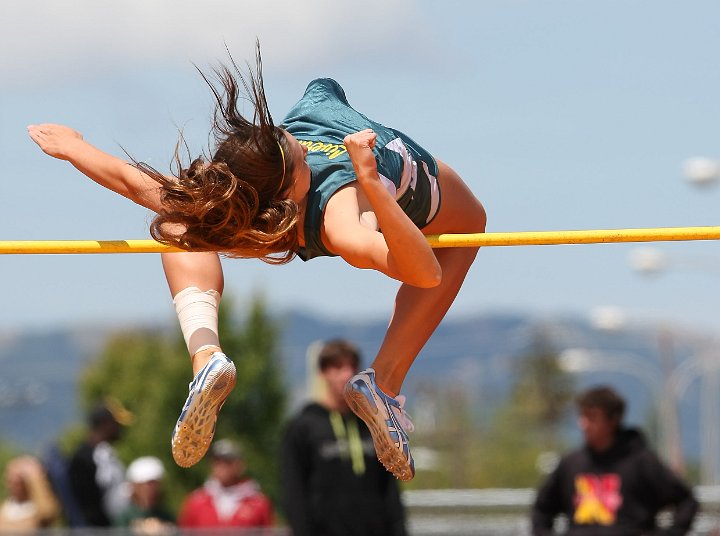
282, 78, 440, 261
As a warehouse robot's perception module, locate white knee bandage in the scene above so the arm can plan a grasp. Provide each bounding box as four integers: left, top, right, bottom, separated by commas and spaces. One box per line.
173, 286, 221, 357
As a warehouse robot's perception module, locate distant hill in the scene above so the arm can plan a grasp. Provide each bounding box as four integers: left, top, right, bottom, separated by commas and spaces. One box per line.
0, 327, 107, 449
0, 310, 711, 466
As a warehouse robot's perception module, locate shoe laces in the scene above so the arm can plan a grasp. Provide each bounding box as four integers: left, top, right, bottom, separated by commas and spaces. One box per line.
392, 395, 415, 434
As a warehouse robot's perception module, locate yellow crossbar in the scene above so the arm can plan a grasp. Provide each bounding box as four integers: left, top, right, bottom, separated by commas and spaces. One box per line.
1, 226, 719, 254
426, 226, 720, 248
0, 240, 183, 254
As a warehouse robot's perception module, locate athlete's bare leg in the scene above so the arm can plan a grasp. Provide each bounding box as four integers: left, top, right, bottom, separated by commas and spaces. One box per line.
161, 251, 224, 374
370, 160, 486, 396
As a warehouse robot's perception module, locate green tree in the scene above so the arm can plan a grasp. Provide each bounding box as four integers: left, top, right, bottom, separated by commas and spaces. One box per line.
408, 385, 486, 489
210, 293, 287, 502
0, 441, 20, 501
482, 329, 575, 486
79, 329, 195, 508
75, 292, 286, 509
509, 330, 575, 435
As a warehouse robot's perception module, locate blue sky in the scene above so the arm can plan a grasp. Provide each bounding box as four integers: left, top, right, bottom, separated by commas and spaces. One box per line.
2, 0, 719, 334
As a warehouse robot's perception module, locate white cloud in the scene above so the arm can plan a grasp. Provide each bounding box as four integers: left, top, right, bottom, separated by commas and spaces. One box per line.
2, 0, 432, 87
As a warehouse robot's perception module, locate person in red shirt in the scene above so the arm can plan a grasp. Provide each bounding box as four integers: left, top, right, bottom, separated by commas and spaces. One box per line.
178, 439, 273, 528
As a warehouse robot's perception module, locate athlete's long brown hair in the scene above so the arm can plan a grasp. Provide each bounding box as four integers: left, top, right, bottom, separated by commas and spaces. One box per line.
140, 44, 299, 264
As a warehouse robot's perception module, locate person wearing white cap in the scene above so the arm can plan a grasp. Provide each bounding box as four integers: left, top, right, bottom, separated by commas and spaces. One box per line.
115, 456, 174, 531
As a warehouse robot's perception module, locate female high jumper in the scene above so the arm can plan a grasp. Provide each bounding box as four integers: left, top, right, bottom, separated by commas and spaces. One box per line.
28, 46, 486, 481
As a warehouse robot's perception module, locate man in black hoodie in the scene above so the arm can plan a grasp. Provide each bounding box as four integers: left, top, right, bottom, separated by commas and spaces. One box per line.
531, 385, 698, 536
68, 402, 132, 526
280, 339, 407, 536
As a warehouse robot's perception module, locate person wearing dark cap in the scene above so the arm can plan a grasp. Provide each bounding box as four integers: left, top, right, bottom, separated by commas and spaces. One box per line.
531, 385, 698, 536
280, 339, 407, 536
68, 400, 133, 526
177, 439, 273, 528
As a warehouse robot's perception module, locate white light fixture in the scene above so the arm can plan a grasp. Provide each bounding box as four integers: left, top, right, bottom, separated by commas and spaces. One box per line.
682, 157, 720, 188
629, 247, 668, 276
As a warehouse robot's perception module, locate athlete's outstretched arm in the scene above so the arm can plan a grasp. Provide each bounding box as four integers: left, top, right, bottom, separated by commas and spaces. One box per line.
29, 124, 226, 371
28, 123, 164, 213
324, 129, 442, 288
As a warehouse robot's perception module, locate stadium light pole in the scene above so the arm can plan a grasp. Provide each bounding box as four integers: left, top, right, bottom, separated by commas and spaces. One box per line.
629, 240, 720, 485
665, 350, 720, 486
679, 155, 720, 484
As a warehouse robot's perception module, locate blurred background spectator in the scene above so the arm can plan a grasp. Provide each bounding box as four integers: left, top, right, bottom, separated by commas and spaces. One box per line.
115, 456, 174, 533
178, 439, 273, 528
0, 455, 60, 530
531, 385, 698, 535
68, 400, 132, 526
281, 339, 407, 536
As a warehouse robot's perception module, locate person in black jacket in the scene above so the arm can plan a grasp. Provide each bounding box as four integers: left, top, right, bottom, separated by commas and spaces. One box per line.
68, 403, 131, 526
280, 339, 407, 536
531, 385, 698, 536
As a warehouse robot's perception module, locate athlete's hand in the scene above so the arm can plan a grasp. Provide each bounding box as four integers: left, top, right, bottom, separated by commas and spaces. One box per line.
28, 123, 84, 160
344, 129, 378, 177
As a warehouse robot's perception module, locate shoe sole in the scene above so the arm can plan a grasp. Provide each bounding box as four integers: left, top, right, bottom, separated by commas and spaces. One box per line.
344, 383, 414, 481
172, 362, 236, 468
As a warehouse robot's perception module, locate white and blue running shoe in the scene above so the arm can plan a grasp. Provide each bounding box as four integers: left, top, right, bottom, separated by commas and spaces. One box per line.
344, 368, 415, 481
171, 352, 236, 467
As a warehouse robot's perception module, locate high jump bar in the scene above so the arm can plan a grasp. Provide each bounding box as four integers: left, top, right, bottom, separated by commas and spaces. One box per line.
1, 226, 719, 254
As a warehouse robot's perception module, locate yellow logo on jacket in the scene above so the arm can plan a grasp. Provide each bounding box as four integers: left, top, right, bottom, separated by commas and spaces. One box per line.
573, 474, 623, 525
